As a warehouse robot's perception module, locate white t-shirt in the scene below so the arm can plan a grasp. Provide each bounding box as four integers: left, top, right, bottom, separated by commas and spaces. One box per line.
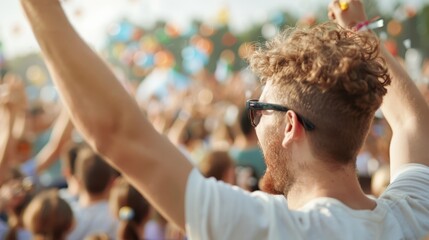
67, 200, 118, 240
185, 164, 429, 240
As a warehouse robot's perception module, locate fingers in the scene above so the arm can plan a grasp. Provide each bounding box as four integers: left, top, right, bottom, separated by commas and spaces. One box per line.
328, 0, 342, 15
328, 10, 335, 20
328, 0, 341, 21
328, 0, 367, 29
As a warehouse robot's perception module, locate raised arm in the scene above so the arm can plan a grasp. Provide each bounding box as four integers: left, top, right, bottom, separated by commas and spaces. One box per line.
329, 0, 429, 175
35, 106, 73, 174
378, 46, 429, 173
0, 76, 27, 184
21, 0, 192, 229
0, 106, 14, 185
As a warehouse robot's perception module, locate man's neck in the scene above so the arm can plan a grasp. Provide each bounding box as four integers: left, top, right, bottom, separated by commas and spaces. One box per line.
286, 163, 376, 211
66, 179, 79, 197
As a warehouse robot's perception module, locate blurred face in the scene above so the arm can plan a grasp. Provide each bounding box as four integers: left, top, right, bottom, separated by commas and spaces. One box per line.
223, 165, 236, 185
256, 83, 295, 195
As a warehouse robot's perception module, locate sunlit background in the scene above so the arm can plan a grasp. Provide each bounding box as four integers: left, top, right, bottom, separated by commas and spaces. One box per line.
0, 0, 429, 102
0, 0, 427, 56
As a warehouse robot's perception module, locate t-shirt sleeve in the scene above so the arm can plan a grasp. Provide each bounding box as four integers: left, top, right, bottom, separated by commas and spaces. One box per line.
185, 168, 285, 240
386, 164, 429, 201
381, 164, 429, 236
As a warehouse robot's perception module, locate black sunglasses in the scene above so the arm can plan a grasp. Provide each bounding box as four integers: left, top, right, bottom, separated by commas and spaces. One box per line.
246, 99, 315, 131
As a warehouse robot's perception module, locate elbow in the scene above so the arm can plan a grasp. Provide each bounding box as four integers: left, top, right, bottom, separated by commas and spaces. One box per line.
85, 113, 137, 160
88, 123, 120, 157
72, 106, 144, 159
76, 114, 121, 157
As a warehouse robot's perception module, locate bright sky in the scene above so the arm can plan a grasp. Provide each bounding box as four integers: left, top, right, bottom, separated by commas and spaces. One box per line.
0, 0, 427, 59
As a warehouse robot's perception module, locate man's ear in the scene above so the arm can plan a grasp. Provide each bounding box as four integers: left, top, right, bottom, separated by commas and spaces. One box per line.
282, 111, 303, 148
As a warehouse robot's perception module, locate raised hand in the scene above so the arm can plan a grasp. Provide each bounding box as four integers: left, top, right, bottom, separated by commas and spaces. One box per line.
328, 0, 367, 29
0, 73, 27, 112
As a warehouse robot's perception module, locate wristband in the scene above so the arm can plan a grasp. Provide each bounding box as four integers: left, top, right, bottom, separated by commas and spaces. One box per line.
355, 17, 384, 32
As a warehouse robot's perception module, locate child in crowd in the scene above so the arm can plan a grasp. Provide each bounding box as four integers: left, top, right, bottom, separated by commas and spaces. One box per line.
0, 169, 34, 240
198, 150, 235, 185
109, 177, 150, 240
23, 189, 74, 240
58, 143, 87, 206
67, 148, 118, 240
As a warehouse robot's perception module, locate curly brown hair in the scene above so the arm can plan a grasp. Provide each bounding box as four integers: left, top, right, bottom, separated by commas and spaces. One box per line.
248, 22, 391, 164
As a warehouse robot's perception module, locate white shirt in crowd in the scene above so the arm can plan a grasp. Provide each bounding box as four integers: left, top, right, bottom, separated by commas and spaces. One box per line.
67, 200, 118, 240
186, 164, 429, 240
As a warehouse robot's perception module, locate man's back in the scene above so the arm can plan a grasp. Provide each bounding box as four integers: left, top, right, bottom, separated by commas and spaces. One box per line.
186, 164, 429, 239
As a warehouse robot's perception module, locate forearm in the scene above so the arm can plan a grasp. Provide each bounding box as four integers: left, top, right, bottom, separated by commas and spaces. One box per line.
379, 45, 429, 171
327, 0, 429, 174
36, 108, 72, 174
380, 46, 429, 128
21, 0, 142, 147
35, 142, 61, 174
12, 110, 26, 140
0, 108, 14, 183
22, 0, 194, 229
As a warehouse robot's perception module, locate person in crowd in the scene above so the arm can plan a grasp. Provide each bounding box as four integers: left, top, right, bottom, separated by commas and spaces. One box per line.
230, 107, 266, 180
23, 189, 74, 240
0, 75, 27, 185
109, 177, 150, 240
145, 209, 177, 240
0, 72, 72, 188
198, 150, 235, 184
23, 100, 64, 187
58, 143, 86, 206
67, 148, 118, 240
21, 0, 429, 239
0, 172, 34, 240
83, 232, 110, 240
236, 166, 259, 192
371, 165, 390, 198
20, 107, 73, 186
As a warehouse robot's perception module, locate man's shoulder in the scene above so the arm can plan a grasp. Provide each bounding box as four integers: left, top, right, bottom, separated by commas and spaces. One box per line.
382, 164, 429, 199
391, 163, 429, 181
377, 164, 429, 239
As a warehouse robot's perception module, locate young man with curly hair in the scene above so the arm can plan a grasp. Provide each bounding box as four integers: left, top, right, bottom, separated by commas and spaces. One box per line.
20, 0, 429, 239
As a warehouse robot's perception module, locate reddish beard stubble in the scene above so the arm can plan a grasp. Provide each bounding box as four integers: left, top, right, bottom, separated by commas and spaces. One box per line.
259, 129, 295, 195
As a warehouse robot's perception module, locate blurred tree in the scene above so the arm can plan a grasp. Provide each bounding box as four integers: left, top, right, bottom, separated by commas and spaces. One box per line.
418, 5, 429, 58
